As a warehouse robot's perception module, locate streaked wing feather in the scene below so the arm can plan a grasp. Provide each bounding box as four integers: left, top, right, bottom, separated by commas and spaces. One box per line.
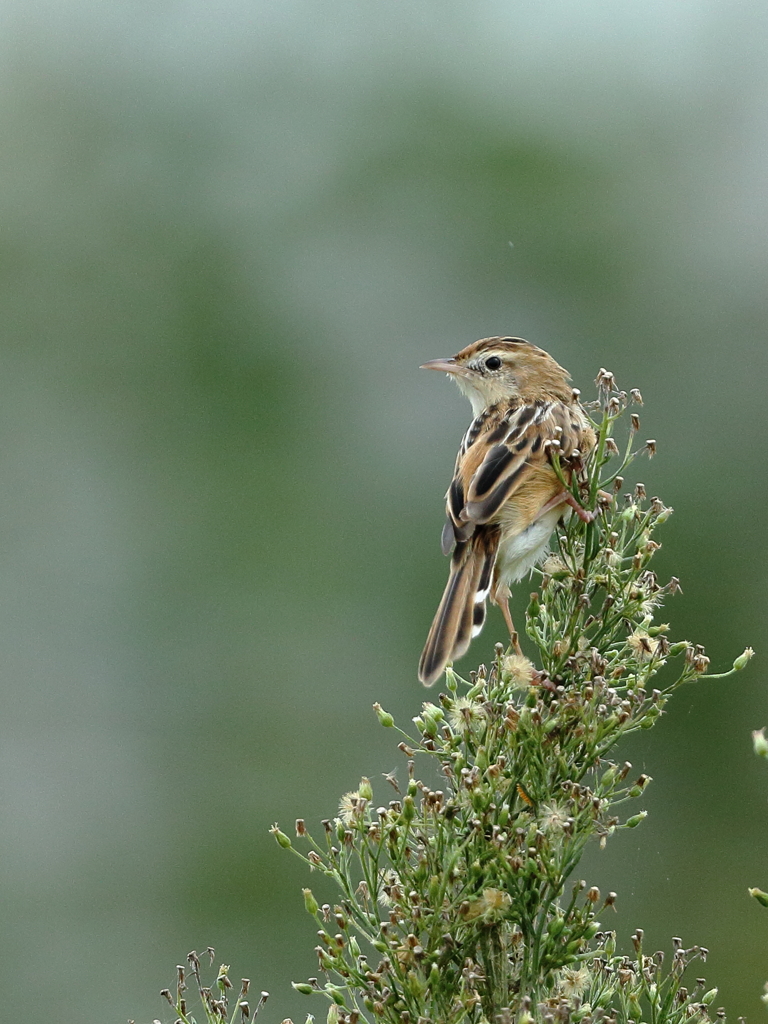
461, 402, 587, 525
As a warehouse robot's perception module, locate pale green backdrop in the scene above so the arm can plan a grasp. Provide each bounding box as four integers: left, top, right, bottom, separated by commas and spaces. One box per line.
0, 2, 766, 1020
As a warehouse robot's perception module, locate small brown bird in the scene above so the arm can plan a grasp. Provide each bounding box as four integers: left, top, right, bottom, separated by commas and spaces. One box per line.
418, 337, 596, 686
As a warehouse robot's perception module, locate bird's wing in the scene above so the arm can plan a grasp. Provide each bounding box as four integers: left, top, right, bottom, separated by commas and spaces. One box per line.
441, 402, 590, 549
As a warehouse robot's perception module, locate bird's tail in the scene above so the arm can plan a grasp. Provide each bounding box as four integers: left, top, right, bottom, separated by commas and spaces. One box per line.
418, 527, 499, 686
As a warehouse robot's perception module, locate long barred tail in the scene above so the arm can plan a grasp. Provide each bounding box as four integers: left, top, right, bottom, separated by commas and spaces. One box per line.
418, 527, 499, 686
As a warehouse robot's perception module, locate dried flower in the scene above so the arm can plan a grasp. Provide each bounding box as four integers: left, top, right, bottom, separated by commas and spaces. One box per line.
595, 367, 617, 392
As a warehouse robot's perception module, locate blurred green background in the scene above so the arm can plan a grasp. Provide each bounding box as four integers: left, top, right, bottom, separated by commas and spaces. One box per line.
0, 1, 767, 1019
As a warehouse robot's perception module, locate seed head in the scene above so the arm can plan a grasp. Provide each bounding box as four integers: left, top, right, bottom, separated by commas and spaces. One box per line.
540, 553, 567, 576
447, 695, 487, 732
502, 654, 536, 688
627, 629, 654, 662
338, 791, 362, 824
538, 801, 570, 835
462, 887, 512, 922
557, 964, 592, 997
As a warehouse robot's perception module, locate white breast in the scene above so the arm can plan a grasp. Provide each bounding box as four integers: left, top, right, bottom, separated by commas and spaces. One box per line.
495, 506, 562, 586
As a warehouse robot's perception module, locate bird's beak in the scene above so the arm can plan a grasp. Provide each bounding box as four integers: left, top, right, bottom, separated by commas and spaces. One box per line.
419, 358, 470, 377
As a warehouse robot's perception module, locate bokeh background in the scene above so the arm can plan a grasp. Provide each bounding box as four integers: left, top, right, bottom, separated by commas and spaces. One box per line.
0, 1, 767, 1019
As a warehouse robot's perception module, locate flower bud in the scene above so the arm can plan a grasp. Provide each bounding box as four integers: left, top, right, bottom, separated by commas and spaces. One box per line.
292, 983, 314, 995
359, 777, 373, 801
548, 914, 565, 937
402, 795, 415, 822
302, 889, 319, 916
270, 825, 292, 849
625, 811, 647, 828
638, 704, 659, 729
753, 729, 768, 758
373, 703, 394, 727
405, 971, 425, 999
733, 647, 755, 672
444, 667, 459, 692
749, 887, 768, 907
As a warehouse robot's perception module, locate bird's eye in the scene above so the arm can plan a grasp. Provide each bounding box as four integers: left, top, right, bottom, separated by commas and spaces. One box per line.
485, 356, 502, 371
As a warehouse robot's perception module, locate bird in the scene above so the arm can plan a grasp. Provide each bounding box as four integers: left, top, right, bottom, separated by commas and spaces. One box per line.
418, 336, 596, 686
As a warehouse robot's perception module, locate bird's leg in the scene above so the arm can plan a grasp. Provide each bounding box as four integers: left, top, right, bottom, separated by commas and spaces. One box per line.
562, 490, 597, 523
535, 489, 596, 524
492, 581, 523, 655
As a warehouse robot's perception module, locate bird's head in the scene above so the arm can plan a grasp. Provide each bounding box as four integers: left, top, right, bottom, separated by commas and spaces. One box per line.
420, 337, 573, 416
